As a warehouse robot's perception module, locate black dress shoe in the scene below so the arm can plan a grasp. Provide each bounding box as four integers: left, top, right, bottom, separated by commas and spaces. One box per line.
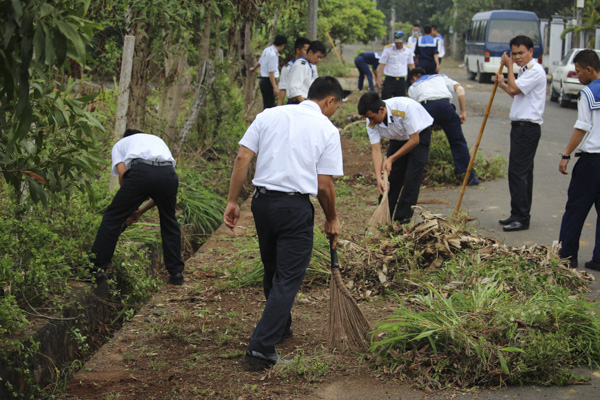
502, 221, 529, 232
499, 216, 516, 225
585, 260, 600, 271
245, 350, 289, 368
168, 272, 184, 285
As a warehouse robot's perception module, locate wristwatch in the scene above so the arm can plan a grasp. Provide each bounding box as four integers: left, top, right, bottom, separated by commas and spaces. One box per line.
561, 153, 571, 160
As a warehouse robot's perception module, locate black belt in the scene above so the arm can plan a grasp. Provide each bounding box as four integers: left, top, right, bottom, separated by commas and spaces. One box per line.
255, 187, 306, 196
131, 158, 173, 167
575, 152, 600, 158
385, 76, 406, 81
421, 98, 449, 105
511, 120, 539, 127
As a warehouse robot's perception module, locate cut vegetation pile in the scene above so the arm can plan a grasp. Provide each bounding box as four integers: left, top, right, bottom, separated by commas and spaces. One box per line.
336, 210, 600, 389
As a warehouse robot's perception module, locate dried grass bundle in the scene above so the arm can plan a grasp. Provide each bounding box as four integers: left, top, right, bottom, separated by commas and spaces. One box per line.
366, 170, 390, 236
328, 240, 371, 352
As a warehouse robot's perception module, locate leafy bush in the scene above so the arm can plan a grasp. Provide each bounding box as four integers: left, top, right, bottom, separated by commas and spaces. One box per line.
424, 129, 507, 186
317, 61, 350, 77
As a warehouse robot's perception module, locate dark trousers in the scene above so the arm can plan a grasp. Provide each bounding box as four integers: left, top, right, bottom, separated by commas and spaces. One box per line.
422, 100, 475, 178
248, 192, 314, 353
91, 163, 184, 275
287, 97, 300, 105
418, 60, 437, 74
387, 127, 432, 222
508, 123, 541, 224
559, 155, 600, 265
259, 77, 276, 109
355, 56, 375, 91
382, 76, 406, 100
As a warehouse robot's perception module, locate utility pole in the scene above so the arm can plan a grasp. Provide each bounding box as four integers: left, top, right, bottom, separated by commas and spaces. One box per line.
389, 7, 396, 43
307, 0, 318, 40
577, 0, 585, 47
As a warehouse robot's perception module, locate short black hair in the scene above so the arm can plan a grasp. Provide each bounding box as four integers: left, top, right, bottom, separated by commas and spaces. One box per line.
431, 25, 438, 31
408, 67, 426, 82
308, 40, 326, 55
357, 92, 385, 115
412, 23, 420, 28
307, 76, 343, 102
274, 34, 287, 46
423, 25, 432, 34
294, 36, 311, 51
574, 49, 600, 72
124, 129, 143, 137
509, 35, 533, 50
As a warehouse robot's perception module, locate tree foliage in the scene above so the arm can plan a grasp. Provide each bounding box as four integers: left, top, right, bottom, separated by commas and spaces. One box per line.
319, 0, 386, 45
0, 0, 104, 205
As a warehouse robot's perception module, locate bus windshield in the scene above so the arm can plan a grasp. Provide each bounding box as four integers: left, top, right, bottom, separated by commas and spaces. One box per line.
487, 20, 540, 44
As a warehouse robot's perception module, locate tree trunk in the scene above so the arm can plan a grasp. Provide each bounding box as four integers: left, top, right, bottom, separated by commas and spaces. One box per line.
177, 60, 216, 153
127, 21, 152, 130
165, 52, 189, 138
243, 21, 256, 112
198, 13, 212, 67
268, 9, 280, 43
158, 38, 178, 121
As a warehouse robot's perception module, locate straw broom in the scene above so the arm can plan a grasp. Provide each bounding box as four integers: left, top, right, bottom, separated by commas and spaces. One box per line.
327, 237, 371, 352
366, 169, 391, 235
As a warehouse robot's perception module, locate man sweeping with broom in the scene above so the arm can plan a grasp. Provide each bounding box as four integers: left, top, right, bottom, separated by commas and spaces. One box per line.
224, 76, 344, 368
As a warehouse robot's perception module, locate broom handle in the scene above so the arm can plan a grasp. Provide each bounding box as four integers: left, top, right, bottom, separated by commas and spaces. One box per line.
329, 237, 340, 270
454, 64, 504, 215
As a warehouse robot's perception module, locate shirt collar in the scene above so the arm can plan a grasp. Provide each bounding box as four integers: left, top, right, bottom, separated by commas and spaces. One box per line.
520, 59, 535, 74
271, 44, 279, 56
300, 100, 322, 113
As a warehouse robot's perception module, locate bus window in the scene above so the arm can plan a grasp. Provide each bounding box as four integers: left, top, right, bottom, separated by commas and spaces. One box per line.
488, 20, 541, 44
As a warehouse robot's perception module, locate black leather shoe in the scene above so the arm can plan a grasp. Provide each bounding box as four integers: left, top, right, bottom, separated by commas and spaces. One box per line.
168, 272, 184, 285
245, 350, 289, 368
499, 216, 516, 225
277, 328, 293, 344
502, 221, 529, 232
585, 260, 600, 271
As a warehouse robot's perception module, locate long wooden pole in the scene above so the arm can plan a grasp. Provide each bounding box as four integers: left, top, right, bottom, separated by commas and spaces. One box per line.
454, 64, 504, 215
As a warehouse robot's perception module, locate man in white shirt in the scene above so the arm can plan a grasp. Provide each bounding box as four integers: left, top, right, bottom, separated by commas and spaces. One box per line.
358, 92, 433, 223
252, 34, 287, 109
90, 129, 185, 285
278, 37, 311, 105
495, 35, 547, 232
287, 40, 326, 104
224, 76, 343, 368
407, 24, 420, 49
558, 50, 600, 269
431, 25, 445, 65
376, 31, 415, 99
408, 68, 480, 185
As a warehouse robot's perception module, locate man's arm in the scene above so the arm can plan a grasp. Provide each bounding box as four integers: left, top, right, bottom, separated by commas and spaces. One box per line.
278, 89, 286, 106
116, 162, 127, 186
223, 146, 256, 229
559, 129, 586, 175
454, 83, 467, 123
495, 52, 520, 97
269, 71, 278, 99
383, 132, 420, 174
376, 64, 385, 89
316, 174, 340, 247
434, 53, 440, 73
127, 199, 156, 225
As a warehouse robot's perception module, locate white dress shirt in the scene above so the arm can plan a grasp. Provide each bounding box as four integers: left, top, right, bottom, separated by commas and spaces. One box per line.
239, 100, 343, 196
436, 34, 445, 58
379, 44, 414, 78
408, 74, 458, 103
287, 57, 318, 99
258, 45, 280, 78
111, 133, 176, 176
279, 59, 294, 90
366, 97, 433, 144
510, 60, 546, 125
574, 89, 600, 153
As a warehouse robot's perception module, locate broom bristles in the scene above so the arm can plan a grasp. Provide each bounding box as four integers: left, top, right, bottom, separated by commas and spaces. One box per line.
328, 267, 371, 352
366, 169, 391, 236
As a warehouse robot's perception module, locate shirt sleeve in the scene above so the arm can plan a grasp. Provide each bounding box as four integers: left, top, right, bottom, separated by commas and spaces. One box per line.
407, 48, 415, 64
279, 66, 289, 90
574, 95, 593, 133
239, 114, 263, 153
316, 128, 344, 177
110, 142, 125, 177
379, 48, 389, 65
366, 120, 381, 144
515, 68, 544, 96
266, 51, 278, 73
444, 76, 459, 93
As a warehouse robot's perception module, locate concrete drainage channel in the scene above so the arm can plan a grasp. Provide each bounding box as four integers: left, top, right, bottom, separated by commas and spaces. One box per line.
0, 247, 163, 398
